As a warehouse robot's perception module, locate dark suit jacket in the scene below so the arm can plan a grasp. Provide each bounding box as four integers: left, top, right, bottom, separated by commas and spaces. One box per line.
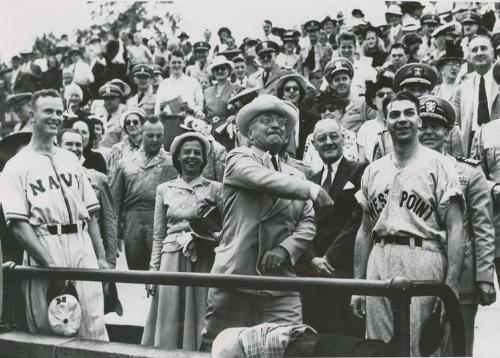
302, 157, 366, 276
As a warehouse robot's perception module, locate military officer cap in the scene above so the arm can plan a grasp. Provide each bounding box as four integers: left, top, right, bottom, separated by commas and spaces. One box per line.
150, 64, 163, 76
255, 41, 280, 55
99, 83, 124, 98
193, 41, 211, 52
304, 20, 321, 32
232, 54, 245, 63
131, 64, 153, 78
281, 30, 301, 43
324, 58, 354, 80
461, 10, 482, 25
108, 79, 131, 97
228, 87, 260, 108
431, 22, 460, 38
6, 92, 32, 110
419, 95, 455, 128
177, 32, 189, 40
320, 16, 337, 28
394, 63, 437, 91
420, 14, 441, 26
315, 93, 350, 112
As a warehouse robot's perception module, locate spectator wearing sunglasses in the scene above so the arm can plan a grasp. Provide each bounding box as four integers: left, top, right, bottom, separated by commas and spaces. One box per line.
250, 41, 291, 94
357, 74, 394, 162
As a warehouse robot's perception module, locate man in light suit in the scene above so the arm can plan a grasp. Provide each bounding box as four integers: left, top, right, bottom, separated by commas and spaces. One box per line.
126, 64, 156, 114
250, 41, 291, 94
451, 35, 500, 157
299, 119, 366, 337
200, 95, 333, 351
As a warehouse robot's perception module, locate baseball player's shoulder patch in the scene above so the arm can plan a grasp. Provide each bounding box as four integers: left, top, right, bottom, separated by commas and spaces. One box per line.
455, 157, 481, 166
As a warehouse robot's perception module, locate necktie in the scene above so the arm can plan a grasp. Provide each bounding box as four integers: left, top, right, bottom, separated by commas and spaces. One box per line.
478, 75, 490, 125
138, 92, 144, 104
107, 112, 112, 123
199, 61, 205, 70
271, 156, 280, 171
322, 164, 332, 193
305, 44, 316, 71
263, 71, 270, 84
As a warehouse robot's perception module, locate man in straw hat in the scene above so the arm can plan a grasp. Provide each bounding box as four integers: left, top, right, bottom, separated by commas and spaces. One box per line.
200, 95, 334, 351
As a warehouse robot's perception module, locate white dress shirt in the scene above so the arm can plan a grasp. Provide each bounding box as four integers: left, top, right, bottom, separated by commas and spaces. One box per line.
154, 74, 204, 116
472, 67, 495, 131
321, 155, 343, 187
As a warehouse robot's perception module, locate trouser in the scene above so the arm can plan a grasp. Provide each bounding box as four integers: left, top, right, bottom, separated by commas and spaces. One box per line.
199, 287, 302, 351
366, 242, 445, 357
442, 304, 477, 357
301, 286, 365, 338
123, 210, 154, 271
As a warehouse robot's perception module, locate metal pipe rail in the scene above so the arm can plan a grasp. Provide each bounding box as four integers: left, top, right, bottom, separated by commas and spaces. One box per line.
1, 262, 465, 356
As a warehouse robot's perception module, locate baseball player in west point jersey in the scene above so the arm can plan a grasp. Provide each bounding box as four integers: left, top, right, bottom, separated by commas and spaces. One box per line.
0, 90, 109, 340
350, 92, 465, 356
418, 95, 496, 356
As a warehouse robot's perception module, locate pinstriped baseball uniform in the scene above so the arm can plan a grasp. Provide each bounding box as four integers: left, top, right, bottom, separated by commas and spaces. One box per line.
355, 145, 464, 356
0, 146, 108, 340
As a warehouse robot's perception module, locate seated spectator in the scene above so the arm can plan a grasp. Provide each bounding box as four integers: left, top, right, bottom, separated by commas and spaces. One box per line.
41, 54, 62, 91
362, 26, 387, 68
141, 132, 222, 350
126, 64, 156, 114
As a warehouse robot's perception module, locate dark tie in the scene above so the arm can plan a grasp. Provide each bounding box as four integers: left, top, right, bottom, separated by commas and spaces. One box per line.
263, 71, 270, 84
478, 75, 490, 125
271, 156, 280, 171
305, 44, 316, 71
138, 92, 144, 104
199, 61, 205, 70
322, 165, 332, 193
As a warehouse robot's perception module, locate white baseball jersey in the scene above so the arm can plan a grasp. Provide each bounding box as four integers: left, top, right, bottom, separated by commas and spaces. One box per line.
0, 146, 99, 226
355, 145, 464, 243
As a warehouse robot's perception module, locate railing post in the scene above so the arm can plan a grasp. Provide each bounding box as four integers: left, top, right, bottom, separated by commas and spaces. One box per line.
0, 261, 16, 332
388, 276, 412, 356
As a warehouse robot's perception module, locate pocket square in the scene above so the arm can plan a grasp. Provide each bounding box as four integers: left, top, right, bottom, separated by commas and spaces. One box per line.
343, 181, 355, 190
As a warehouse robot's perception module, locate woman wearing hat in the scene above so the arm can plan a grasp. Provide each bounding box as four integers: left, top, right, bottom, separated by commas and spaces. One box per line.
432, 41, 467, 101
357, 74, 394, 162
362, 26, 387, 68
204, 55, 241, 150
141, 132, 222, 350
107, 108, 147, 180
275, 73, 316, 159
276, 30, 302, 71
41, 54, 63, 91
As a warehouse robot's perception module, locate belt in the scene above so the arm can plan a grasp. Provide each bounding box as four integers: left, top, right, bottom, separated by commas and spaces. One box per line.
374, 236, 423, 247
47, 222, 86, 235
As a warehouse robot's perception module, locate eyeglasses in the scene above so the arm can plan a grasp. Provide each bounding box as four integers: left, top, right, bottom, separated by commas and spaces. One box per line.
125, 120, 140, 126
376, 91, 393, 99
213, 66, 228, 72
258, 116, 287, 127
258, 53, 273, 60
284, 86, 300, 92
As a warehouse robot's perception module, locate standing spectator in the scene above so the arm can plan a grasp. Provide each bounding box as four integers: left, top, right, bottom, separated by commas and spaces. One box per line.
99, 83, 127, 148
186, 42, 211, 79
381, 43, 409, 77
0, 89, 109, 340
214, 27, 231, 54
107, 108, 146, 181
67, 47, 94, 101
88, 36, 107, 99
88, 115, 111, 165
300, 119, 366, 337
204, 56, 241, 149
6, 93, 33, 133
418, 95, 496, 356
200, 95, 333, 350
451, 35, 500, 157
63, 83, 88, 121
128, 32, 153, 67
111, 115, 176, 270
4, 55, 21, 93
320, 16, 337, 46
154, 50, 204, 117
417, 13, 440, 63
351, 91, 464, 356
239, 38, 261, 75
433, 41, 466, 101
16, 50, 42, 93
41, 55, 62, 91
302, 20, 333, 89
126, 64, 156, 114
385, 4, 403, 46
141, 132, 222, 350
275, 30, 302, 72
65, 117, 107, 174
361, 26, 387, 68
150, 64, 164, 93
57, 128, 117, 268
148, 39, 167, 68
250, 41, 291, 94
231, 55, 257, 88
260, 19, 282, 44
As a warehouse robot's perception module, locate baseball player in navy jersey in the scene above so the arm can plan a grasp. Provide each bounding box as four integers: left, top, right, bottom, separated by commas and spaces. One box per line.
418, 95, 496, 356
0, 89, 108, 340
350, 91, 465, 356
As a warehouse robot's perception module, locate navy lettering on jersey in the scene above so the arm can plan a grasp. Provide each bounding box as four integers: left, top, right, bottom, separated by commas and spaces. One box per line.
60, 173, 73, 187
48, 176, 60, 190
29, 179, 46, 196
399, 190, 434, 221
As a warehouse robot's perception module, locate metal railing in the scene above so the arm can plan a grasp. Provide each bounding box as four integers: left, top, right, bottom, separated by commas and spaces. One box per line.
0, 262, 465, 356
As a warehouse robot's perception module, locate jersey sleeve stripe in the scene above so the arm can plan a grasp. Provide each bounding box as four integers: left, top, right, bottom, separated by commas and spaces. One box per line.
4, 212, 30, 221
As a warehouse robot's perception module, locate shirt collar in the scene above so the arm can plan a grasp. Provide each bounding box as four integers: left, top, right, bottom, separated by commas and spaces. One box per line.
323, 155, 343, 173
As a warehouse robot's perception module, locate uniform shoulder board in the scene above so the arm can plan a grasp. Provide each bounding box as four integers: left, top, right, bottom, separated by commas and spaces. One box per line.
456, 157, 481, 166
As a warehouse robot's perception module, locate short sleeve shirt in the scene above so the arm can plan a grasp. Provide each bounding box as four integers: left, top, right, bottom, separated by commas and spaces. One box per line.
0, 146, 99, 226
355, 145, 464, 243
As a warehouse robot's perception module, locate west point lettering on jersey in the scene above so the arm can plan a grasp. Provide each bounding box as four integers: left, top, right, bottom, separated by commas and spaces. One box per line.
29, 173, 82, 196
368, 189, 433, 222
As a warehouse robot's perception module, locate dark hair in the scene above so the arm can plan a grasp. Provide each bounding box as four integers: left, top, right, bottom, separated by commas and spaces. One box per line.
30, 89, 62, 110
62, 116, 96, 152
264, 19, 272, 26
276, 78, 306, 104
56, 128, 82, 145
383, 91, 419, 118
170, 50, 185, 60
172, 137, 208, 175
143, 114, 161, 125
337, 31, 356, 44
389, 43, 409, 55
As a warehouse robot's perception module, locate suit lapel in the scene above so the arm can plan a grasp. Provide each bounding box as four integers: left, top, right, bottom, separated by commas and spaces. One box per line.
329, 158, 351, 203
